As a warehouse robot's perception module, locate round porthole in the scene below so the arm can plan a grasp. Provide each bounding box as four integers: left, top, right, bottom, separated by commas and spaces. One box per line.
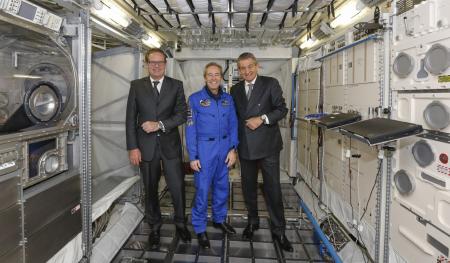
24, 82, 62, 123
43, 153, 60, 174
393, 52, 415, 78
412, 140, 434, 167
394, 170, 415, 195
423, 101, 450, 130
424, 43, 450, 75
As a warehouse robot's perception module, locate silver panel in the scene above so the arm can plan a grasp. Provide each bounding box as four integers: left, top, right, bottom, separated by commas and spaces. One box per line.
0, 171, 20, 211
24, 132, 68, 187
0, 19, 77, 137
0, 203, 22, 257
24, 174, 80, 236
25, 203, 81, 263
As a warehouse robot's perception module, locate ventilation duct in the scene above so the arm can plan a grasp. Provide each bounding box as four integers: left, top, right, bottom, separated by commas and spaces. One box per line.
313, 22, 334, 40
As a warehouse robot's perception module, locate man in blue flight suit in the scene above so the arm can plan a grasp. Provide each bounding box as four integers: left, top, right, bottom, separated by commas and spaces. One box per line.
186, 62, 238, 248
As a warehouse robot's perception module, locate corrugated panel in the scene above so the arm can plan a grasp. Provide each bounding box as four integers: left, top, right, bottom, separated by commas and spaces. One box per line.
151, 15, 174, 28
199, 13, 229, 27
233, 0, 250, 12
249, 13, 264, 27
265, 12, 284, 28
284, 13, 298, 27
162, 14, 179, 27
191, 0, 209, 12
168, 0, 191, 13
136, 0, 166, 12
272, 0, 295, 11
232, 13, 247, 27
211, 0, 229, 12
179, 14, 198, 27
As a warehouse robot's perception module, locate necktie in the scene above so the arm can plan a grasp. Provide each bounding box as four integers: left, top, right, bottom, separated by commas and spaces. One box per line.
246, 83, 253, 100
153, 81, 160, 96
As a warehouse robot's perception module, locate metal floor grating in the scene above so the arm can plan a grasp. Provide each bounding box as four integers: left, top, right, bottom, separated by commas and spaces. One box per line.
112, 181, 332, 263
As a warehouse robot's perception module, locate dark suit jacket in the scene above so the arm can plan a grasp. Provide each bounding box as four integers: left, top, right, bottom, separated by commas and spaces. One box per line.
126, 76, 187, 161
230, 75, 288, 160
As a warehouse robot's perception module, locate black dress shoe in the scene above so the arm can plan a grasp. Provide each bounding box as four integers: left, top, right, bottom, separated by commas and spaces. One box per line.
273, 234, 293, 252
242, 224, 259, 240
176, 226, 192, 242
148, 230, 160, 249
213, 222, 236, 235
197, 232, 210, 248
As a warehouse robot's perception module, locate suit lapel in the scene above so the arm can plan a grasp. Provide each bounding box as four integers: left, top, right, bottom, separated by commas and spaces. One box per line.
159, 77, 170, 101
235, 81, 248, 113
246, 77, 264, 115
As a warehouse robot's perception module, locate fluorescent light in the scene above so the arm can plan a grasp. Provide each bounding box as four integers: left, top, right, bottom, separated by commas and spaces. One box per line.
330, 0, 362, 28
92, 1, 131, 28
91, 17, 127, 39
13, 74, 42, 79
300, 37, 317, 49
142, 34, 161, 48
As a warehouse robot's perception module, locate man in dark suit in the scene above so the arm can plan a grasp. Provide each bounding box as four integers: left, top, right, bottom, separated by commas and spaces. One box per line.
230, 52, 292, 252
126, 48, 191, 248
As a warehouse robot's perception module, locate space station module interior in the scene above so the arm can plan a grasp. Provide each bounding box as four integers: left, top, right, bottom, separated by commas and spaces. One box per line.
0, 0, 449, 262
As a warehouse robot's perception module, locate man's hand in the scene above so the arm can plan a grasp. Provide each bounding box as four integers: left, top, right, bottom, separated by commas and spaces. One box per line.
225, 150, 237, 168
141, 121, 160, 133
129, 149, 141, 166
245, 116, 264, 130
190, 160, 201, 172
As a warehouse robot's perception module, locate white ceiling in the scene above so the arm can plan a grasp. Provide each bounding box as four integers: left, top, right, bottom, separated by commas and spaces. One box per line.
122, 0, 334, 48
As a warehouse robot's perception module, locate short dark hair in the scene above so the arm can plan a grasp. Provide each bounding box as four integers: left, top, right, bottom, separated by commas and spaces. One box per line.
237, 52, 257, 65
203, 62, 223, 78
144, 48, 167, 63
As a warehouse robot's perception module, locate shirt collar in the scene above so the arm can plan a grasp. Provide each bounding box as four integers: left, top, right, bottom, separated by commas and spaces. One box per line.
204, 86, 223, 100
149, 76, 164, 84
245, 75, 257, 86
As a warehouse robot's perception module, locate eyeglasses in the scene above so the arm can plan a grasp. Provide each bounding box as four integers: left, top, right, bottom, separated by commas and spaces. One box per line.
148, 61, 166, 66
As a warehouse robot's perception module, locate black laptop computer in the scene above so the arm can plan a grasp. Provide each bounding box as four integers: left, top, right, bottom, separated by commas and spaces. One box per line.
313, 112, 362, 129
339, 118, 423, 145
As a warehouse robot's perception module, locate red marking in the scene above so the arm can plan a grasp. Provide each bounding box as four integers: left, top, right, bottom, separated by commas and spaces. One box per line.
439, 153, 448, 165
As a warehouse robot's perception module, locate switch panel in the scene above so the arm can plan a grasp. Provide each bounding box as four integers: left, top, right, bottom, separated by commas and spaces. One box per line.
0, 0, 63, 31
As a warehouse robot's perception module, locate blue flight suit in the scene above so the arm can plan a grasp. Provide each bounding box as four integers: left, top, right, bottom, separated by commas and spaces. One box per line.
186, 87, 238, 234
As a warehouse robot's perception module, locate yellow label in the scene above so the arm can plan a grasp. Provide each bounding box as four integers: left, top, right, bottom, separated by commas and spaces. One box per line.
438, 75, 450, 83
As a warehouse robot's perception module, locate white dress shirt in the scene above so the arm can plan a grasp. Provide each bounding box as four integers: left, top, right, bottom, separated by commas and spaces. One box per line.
245, 76, 270, 124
